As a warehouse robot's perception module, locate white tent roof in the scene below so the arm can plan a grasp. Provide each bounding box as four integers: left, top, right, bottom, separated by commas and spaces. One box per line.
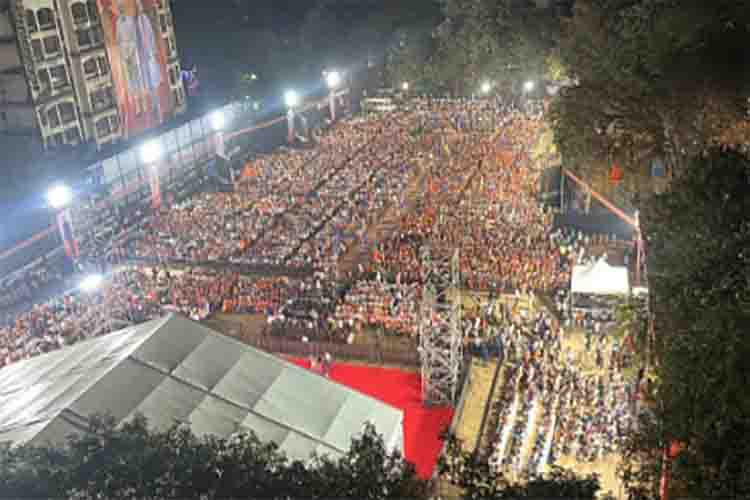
571, 258, 630, 295
0, 314, 403, 459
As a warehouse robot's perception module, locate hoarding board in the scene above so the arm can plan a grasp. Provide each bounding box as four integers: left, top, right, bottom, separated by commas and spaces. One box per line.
97, 0, 172, 138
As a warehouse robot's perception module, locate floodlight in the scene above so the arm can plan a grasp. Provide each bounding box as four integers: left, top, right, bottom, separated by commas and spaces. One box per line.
250, 73, 258, 80
47, 183, 73, 209
402, 82, 409, 91
140, 140, 162, 164
326, 71, 341, 89
209, 110, 225, 131
481, 81, 492, 94
284, 90, 299, 108
523, 80, 535, 92
79, 274, 104, 293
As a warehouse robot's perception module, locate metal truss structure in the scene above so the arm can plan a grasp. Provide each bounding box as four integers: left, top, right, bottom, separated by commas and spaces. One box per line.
419, 244, 463, 406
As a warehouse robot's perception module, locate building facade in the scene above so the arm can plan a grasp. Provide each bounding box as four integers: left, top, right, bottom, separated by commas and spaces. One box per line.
0, 0, 186, 150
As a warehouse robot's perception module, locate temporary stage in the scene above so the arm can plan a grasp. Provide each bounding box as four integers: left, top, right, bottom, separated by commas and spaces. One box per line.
0, 314, 404, 460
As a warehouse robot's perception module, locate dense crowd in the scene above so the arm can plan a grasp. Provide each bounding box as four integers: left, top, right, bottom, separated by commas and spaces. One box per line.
483, 304, 634, 477
0, 98, 637, 479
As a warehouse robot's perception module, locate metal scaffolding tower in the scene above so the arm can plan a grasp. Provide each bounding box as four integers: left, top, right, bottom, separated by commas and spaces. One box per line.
419, 244, 463, 406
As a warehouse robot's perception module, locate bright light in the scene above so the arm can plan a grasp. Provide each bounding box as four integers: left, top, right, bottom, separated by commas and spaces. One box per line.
79, 274, 104, 293
402, 82, 409, 91
209, 110, 225, 131
481, 81, 492, 94
140, 140, 162, 164
326, 71, 341, 89
251, 73, 258, 80
253, 101, 260, 111
284, 90, 299, 108
47, 184, 73, 209
524, 80, 535, 92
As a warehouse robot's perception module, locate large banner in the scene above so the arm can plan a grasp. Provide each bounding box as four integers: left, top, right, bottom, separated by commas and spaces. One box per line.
97, 0, 172, 138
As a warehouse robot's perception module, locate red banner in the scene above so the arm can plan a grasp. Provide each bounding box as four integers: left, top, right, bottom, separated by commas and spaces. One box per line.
57, 209, 79, 259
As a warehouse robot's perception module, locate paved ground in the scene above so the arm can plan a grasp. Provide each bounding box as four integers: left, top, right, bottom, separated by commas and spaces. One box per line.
455, 358, 498, 453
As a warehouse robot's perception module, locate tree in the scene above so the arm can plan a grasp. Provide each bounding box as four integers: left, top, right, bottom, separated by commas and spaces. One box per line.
550, 0, 750, 179
0, 415, 428, 499
621, 149, 750, 500
430, 0, 564, 96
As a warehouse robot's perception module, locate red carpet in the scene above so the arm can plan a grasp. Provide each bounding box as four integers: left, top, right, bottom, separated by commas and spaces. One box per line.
287, 357, 454, 479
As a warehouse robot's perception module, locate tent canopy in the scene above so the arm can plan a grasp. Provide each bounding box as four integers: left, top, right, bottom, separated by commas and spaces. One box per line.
0, 314, 404, 459
571, 258, 630, 295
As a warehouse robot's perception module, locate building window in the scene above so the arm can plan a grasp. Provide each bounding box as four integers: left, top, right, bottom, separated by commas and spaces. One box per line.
59, 102, 75, 124
31, 39, 44, 61
1, 111, 7, 122
83, 58, 98, 77
43, 36, 60, 55
65, 126, 80, 143
49, 65, 68, 88
95, 117, 111, 138
90, 86, 115, 112
37, 8, 55, 30
98, 56, 109, 75
86, 0, 98, 22
37, 69, 51, 89
47, 108, 60, 128
76, 29, 91, 47
71, 2, 88, 24
25, 10, 38, 33
50, 132, 64, 147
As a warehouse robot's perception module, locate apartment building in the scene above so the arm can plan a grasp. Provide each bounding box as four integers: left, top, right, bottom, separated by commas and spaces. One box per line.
0, 0, 186, 150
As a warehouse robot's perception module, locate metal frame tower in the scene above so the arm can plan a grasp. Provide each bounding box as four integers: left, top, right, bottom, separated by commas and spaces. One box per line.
419, 244, 463, 406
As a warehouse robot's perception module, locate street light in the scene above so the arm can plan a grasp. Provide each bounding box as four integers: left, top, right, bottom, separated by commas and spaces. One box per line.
480, 81, 492, 94
47, 183, 73, 210
79, 273, 104, 293
284, 90, 299, 109
523, 80, 535, 93
140, 140, 162, 164
326, 71, 341, 89
209, 110, 225, 131
402, 82, 409, 91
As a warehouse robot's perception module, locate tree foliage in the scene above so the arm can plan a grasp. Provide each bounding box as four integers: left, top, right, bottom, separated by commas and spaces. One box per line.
427, 0, 564, 96
550, 0, 750, 175
0, 415, 427, 500
621, 149, 750, 499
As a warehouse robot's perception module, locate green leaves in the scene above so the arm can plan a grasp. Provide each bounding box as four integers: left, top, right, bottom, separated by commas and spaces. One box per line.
622, 149, 750, 499
0, 417, 427, 500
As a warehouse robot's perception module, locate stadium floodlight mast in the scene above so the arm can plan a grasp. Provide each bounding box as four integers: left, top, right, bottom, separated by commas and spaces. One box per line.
523, 80, 536, 93
326, 70, 341, 89
140, 140, 162, 165
209, 110, 225, 131
284, 89, 299, 109
480, 81, 492, 94
402, 81, 409, 91
79, 274, 104, 293
47, 183, 73, 210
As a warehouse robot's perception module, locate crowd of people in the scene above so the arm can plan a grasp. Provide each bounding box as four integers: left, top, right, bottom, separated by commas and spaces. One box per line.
0, 97, 638, 480
483, 303, 634, 478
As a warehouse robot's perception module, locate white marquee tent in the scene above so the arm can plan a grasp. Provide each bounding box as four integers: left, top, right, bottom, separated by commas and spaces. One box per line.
571, 258, 630, 296
0, 314, 404, 458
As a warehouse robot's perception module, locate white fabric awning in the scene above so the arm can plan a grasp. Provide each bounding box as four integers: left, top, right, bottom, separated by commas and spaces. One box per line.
571, 258, 630, 295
